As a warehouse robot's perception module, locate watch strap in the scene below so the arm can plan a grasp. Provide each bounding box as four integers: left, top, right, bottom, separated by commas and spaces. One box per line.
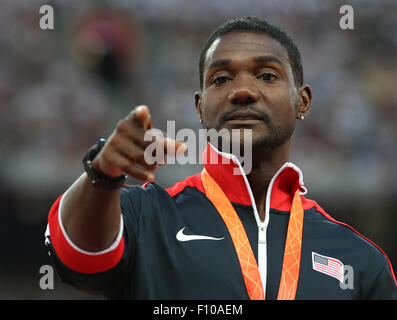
83, 139, 127, 190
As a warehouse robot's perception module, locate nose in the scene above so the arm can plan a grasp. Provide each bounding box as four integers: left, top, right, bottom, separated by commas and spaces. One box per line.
228, 77, 259, 105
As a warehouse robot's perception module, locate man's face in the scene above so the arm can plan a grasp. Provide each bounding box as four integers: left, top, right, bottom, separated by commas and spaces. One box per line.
196, 32, 301, 152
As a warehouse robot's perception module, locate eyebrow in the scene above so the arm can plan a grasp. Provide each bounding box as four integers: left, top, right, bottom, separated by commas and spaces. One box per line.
207, 59, 232, 70
207, 55, 285, 71
253, 55, 284, 67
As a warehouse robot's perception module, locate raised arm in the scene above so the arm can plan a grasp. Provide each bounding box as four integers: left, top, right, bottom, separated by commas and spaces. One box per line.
60, 105, 185, 252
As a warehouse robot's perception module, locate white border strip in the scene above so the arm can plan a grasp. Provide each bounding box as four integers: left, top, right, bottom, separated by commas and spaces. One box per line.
49, 189, 124, 256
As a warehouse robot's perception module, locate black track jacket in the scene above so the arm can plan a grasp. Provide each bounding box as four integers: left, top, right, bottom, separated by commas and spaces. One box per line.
45, 144, 397, 299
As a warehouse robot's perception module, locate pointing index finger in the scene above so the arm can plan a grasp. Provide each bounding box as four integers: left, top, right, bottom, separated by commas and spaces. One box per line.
130, 105, 152, 130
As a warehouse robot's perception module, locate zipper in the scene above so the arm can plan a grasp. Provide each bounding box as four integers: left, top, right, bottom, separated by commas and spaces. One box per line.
235, 166, 273, 297
257, 222, 268, 298
252, 163, 299, 297
258, 224, 267, 244
213, 147, 277, 298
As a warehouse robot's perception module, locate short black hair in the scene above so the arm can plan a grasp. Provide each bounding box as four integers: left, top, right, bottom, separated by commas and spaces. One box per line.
199, 16, 303, 89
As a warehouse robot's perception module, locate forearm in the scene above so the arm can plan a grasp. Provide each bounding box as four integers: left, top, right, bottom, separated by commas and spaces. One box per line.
61, 172, 122, 252
48, 105, 182, 253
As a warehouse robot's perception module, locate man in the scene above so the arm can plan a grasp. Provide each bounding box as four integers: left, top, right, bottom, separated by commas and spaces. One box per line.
45, 16, 397, 299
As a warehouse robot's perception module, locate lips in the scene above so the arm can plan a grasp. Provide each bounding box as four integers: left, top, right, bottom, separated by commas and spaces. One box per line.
225, 110, 264, 123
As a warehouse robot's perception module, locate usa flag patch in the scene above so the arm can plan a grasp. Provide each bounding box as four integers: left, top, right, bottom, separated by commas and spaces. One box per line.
312, 252, 344, 282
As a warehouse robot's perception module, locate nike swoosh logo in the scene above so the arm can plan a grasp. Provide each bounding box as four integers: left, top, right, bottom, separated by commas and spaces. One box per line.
176, 227, 224, 242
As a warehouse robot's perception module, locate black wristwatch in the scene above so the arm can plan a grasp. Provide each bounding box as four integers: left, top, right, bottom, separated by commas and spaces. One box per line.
83, 138, 127, 190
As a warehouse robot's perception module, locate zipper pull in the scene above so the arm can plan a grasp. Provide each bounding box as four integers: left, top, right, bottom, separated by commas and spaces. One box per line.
258, 225, 266, 244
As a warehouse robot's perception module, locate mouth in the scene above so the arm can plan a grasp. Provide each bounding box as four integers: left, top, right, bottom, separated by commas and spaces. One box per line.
225, 110, 264, 125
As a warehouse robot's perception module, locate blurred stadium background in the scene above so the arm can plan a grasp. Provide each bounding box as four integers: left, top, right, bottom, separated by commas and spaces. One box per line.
0, 0, 396, 299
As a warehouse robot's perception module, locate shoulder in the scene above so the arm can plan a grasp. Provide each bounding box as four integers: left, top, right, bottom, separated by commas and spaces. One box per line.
165, 172, 204, 197
121, 172, 203, 198
309, 200, 384, 253
120, 172, 205, 211
306, 198, 396, 283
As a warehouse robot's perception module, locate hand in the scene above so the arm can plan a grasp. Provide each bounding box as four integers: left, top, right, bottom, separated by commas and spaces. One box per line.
92, 105, 187, 181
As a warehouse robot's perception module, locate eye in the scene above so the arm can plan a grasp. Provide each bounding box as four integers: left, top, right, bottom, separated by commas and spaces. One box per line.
213, 76, 231, 85
258, 73, 278, 83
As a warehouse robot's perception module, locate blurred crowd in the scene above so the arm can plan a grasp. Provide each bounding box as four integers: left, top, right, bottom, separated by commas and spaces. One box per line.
0, 0, 396, 298
1, 0, 396, 197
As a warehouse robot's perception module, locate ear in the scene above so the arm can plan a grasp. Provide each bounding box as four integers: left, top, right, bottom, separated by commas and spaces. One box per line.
296, 84, 313, 119
194, 91, 203, 123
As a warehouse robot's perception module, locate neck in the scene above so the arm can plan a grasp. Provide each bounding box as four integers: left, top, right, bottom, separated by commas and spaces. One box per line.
246, 140, 291, 219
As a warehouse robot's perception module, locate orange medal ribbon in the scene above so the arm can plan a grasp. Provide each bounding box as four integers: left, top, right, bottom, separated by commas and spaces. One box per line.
201, 168, 304, 300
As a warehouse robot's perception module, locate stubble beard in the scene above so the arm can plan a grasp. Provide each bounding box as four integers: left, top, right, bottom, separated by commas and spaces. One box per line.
201, 118, 295, 155
251, 121, 295, 152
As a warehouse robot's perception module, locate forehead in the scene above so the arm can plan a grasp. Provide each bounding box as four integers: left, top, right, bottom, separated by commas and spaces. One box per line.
205, 32, 290, 69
